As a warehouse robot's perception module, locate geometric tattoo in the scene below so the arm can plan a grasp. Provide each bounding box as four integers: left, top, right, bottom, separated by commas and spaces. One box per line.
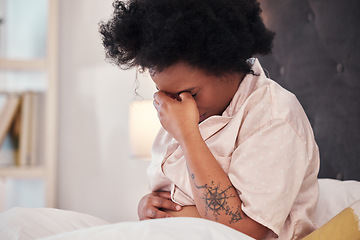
190, 174, 242, 224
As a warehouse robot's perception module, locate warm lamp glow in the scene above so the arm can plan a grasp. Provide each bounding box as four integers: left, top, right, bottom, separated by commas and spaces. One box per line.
129, 100, 161, 160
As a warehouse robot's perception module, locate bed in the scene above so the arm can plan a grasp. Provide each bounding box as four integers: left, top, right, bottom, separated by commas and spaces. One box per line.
0, 178, 359, 240
1, 0, 359, 239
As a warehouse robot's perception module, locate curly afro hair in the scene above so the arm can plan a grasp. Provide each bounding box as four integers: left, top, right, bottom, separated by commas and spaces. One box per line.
99, 0, 274, 76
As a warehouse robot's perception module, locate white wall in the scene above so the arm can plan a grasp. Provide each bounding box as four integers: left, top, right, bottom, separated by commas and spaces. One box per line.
58, 0, 155, 222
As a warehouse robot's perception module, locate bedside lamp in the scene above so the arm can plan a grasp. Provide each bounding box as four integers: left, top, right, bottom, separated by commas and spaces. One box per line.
129, 100, 161, 160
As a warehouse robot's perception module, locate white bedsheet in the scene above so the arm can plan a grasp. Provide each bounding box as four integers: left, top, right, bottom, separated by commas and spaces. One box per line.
0, 178, 359, 240
40, 217, 255, 240
0, 207, 109, 240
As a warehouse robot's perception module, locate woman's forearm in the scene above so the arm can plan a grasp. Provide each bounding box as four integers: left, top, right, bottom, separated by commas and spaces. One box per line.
179, 130, 268, 239
180, 130, 243, 223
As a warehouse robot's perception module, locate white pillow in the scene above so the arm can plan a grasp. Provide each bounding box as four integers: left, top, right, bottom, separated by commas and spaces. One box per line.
0, 207, 109, 240
315, 178, 360, 227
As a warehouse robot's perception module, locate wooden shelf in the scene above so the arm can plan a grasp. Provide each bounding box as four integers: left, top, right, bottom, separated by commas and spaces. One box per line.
0, 59, 47, 71
0, 166, 45, 178
0, 0, 58, 209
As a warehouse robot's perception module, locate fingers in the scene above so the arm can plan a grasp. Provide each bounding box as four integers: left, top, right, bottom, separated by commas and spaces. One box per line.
153, 91, 176, 118
152, 193, 182, 212
138, 192, 182, 220
179, 91, 192, 101
153, 91, 167, 112
155, 191, 172, 199
153, 91, 172, 105
153, 91, 182, 104
144, 206, 172, 220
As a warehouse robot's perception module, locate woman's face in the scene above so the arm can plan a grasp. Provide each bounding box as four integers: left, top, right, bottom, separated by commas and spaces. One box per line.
151, 63, 244, 123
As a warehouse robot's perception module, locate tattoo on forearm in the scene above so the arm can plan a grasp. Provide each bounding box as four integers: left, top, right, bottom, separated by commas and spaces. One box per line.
190, 174, 242, 224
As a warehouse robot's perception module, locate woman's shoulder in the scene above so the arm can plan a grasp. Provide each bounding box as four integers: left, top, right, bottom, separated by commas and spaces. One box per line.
238, 77, 314, 143
245, 77, 306, 121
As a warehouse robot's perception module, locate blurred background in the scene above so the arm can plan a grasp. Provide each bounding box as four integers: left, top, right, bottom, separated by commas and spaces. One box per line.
0, 0, 359, 223
0, 0, 156, 222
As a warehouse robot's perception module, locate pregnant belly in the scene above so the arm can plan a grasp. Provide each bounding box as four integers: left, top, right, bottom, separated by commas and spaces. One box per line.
164, 206, 201, 218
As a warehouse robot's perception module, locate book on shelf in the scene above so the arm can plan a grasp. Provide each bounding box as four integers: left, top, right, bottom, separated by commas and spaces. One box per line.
0, 93, 21, 167
28, 92, 44, 166
0, 94, 21, 147
0, 92, 44, 167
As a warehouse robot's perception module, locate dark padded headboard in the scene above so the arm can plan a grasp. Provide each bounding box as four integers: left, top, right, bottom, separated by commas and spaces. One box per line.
256, 0, 360, 180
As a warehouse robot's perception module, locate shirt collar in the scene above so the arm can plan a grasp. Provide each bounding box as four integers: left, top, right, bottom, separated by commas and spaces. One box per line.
197, 58, 266, 141
222, 58, 266, 117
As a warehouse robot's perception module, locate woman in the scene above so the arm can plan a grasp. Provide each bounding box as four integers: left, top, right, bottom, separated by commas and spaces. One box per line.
99, 0, 320, 239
